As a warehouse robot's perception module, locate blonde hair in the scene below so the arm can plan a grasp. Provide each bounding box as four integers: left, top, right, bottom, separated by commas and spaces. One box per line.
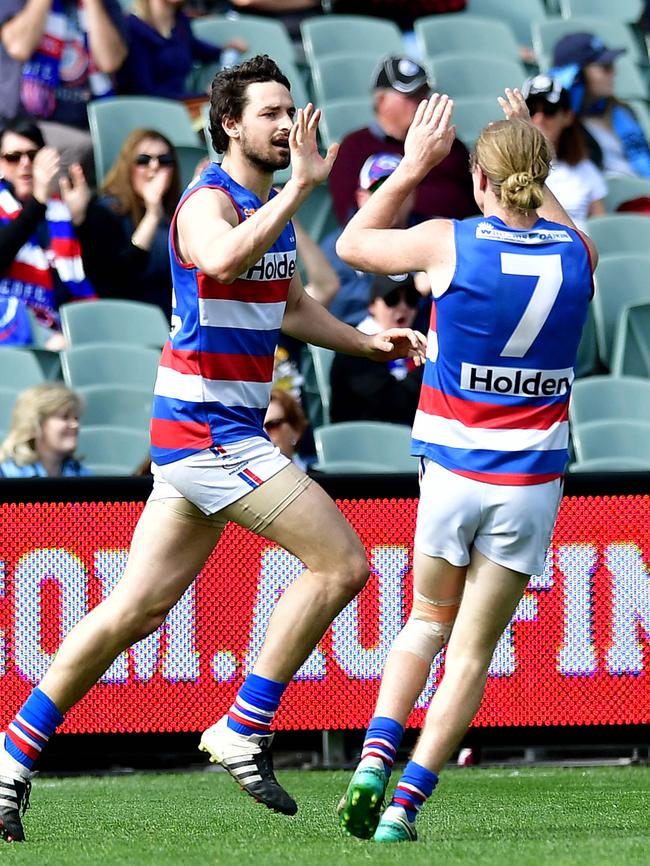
0, 383, 83, 466
471, 119, 551, 214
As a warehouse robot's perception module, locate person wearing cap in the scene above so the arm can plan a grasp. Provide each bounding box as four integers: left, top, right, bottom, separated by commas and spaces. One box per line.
328, 55, 475, 226
550, 31, 650, 179
322, 151, 426, 326
522, 74, 607, 229
329, 273, 424, 424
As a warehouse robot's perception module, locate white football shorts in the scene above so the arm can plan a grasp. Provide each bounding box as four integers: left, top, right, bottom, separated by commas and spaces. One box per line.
415, 458, 563, 576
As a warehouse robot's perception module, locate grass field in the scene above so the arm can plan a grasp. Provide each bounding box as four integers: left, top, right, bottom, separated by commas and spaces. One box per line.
3, 766, 648, 866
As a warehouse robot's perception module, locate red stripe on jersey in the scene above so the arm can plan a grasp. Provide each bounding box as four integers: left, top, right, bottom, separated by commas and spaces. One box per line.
6, 260, 53, 288
159, 343, 274, 382
6, 728, 40, 761
150, 417, 213, 450
418, 384, 569, 430
197, 272, 289, 303
451, 466, 562, 486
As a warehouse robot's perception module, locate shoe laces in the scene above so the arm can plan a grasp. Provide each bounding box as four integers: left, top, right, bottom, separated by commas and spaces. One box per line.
19, 780, 31, 816
256, 748, 277, 783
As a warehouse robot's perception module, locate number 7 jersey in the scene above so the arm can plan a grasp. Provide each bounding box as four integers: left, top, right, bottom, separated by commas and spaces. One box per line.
412, 215, 593, 485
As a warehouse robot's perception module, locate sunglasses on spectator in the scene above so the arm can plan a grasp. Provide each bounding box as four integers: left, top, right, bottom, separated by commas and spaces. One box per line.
1, 149, 39, 163
134, 153, 174, 167
526, 100, 563, 118
264, 417, 287, 432
382, 287, 420, 308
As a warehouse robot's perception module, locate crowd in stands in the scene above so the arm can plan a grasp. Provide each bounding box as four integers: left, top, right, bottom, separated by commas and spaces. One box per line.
2, 0, 650, 474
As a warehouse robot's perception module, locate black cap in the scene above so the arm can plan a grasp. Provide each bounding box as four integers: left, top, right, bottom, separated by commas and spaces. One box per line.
372, 56, 430, 96
369, 273, 419, 304
552, 32, 626, 68
522, 74, 571, 109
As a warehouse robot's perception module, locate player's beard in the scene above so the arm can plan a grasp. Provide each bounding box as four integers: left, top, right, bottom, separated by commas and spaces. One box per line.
240, 130, 291, 174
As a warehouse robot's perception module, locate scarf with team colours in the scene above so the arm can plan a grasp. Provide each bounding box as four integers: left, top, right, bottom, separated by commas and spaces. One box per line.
20, 0, 114, 120
0, 180, 96, 329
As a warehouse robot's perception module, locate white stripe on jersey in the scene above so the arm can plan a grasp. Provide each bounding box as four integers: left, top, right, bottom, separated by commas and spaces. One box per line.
154, 365, 270, 408
198, 298, 285, 331
412, 411, 569, 452
426, 329, 438, 362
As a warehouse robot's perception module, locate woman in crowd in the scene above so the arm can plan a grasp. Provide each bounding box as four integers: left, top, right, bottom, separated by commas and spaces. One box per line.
522, 74, 607, 229
263, 388, 309, 471
0, 120, 95, 347
60, 129, 181, 318
0, 383, 91, 478
118, 0, 246, 99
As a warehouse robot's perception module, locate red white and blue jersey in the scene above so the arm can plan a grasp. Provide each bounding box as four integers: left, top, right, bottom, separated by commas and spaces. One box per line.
412, 215, 593, 485
150, 163, 296, 465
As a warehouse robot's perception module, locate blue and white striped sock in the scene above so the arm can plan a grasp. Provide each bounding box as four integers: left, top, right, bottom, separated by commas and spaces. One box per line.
360, 716, 404, 777
390, 760, 438, 821
3, 688, 63, 771
227, 674, 286, 738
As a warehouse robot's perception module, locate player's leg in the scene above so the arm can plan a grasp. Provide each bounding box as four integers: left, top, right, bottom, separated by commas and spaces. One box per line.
199, 464, 369, 815
0, 500, 223, 842
338, 549, 466, 839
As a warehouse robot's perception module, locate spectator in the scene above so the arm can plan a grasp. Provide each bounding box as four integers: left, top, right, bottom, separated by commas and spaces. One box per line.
118, 0, 246, 100
323, 152, 427, 326
522, 74, 607, 230
329, 273, 423, 424
59, 128, 182, 318
551, 32, 650, 179
264, 387, 310, 470
0, 119, 95, 347
0, 383, 91, 478
0, 0, 127, 180
328, 55, 476, 225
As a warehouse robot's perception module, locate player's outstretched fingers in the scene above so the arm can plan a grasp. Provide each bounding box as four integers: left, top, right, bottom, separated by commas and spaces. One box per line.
307, 106, 321, 133
422, 93, 441, 124
324, 142, 340, 171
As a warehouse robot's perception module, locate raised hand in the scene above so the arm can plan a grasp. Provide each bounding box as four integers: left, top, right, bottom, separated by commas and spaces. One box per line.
32, 147, 60, 205
59, 163, 91, 225
141, 169, 170, 215
289, 103, 338, 191
402, 93, 456, 179
497, 88, 531, 122
364, 328, 428, 366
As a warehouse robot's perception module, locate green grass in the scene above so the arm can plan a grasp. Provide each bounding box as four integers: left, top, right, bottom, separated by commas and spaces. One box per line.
4, 767, 649, 866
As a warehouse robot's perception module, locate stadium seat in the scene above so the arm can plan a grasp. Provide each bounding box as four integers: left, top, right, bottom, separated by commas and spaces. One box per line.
571, 419, 650, 463
591, 254, 650, 366
78, 385, 153, 430
296, 184, 337, 244
611, 302, 650, 377
569, 375, 650, 426
568, 456, 650, 471
603, 175, 650, 211
532, 17, 645, 68
191, 14, 297, 68
0, 387, 18, 431
0, 347, 45, 389
175, 143, 210, 188
83, 462, 136, 476
415, 15, 520, 63
302, 344, 335, 428
78, 425, 150, 474
300, 16, 403, 67
558, 0, 644, 25
585, 214, 650, 256
87, 97, 199, 186
60, 300, 169, 348
313, 421, 417, 473
310, 54, 380, 105
428, 55, 527, 99
575, 304, 598, 379
319, 98, 375, 150
465, 0, 548, 53
452, 97, 502, 149
61, 343, 161, 389
609, 57, 649, 102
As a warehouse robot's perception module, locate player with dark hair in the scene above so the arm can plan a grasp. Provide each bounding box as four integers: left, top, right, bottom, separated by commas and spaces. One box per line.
0, 54, 426, 842
336, 89, 597, 842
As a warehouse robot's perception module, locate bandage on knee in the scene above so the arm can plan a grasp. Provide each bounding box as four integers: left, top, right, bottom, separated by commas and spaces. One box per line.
391, 591, 461, 662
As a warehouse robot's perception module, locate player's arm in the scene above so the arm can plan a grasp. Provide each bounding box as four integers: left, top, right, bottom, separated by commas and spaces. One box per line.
282, 271, 427, 364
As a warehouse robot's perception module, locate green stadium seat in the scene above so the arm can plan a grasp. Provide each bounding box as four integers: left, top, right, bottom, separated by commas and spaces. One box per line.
452, 97, 502, 149
191, 14, 297, 68
569, 375, 650, 426
61, 343, 161, 389
603, 175, 650, 211
428, 55, 527, 98
319, 97, 375, 150
611, 302, 650, 377
575, 304, 598, 379
465, 0, 548, 52
568, 455, 650, 471
301, 344, 335, 428
78, 385, 152, 431
60, 300, 169, 348
585, 214, 650, 256
313, 421, 417, 473
296, 184, 337, 244
0, 347, 45, 389
532, 17, 645, 68
609, 57, 649, 102
415, 15, 520, 63
87, 97, 199, 186
300, 16, 403, 67
175, 143, 210, 188
78, 425, 150, 474
571, 418, 650, 463
310, 54, 380, 105
558, 0, 644, 25
83, 462, 136, 476
591, 254, 650, 366
0, 387, 18, 431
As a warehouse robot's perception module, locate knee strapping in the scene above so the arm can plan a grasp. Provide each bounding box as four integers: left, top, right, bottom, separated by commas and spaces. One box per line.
391, 591, 461, 662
